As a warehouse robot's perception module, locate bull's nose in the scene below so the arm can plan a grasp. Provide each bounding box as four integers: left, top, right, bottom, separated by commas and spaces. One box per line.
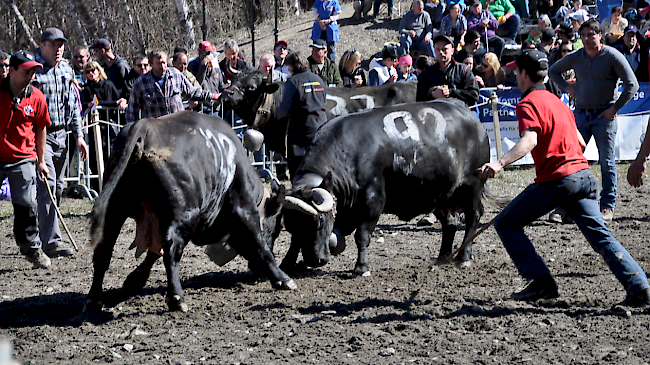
306, 258, 329, 268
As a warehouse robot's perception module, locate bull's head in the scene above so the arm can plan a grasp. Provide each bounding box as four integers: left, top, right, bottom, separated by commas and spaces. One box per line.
282, 173, 339, 268
221, 69, 280, 128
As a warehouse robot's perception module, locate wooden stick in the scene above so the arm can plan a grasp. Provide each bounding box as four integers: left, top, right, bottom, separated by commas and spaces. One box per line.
445, 214, 498, 262
41, 173, 79, 251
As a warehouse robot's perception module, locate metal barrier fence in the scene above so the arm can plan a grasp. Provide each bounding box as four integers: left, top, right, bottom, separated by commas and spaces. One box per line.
64, 102, 283, 199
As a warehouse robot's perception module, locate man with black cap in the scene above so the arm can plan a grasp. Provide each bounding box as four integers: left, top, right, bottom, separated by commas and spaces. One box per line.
537, 28, 556, 55
478, 49, 650, 307
416, 34, 479, 106
0, 51, 53, 268
557, 23, 583, 51
89, 38, 131, 99
308, 39, 343, 87
614, 25, 641, 73
33, 27, 88, 258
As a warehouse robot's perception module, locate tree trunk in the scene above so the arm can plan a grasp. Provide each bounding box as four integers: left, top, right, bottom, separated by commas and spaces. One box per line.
5, 0, 38, 49
68, 0, 86, 45
123, 0, 144, 54
173, 0, 196, 51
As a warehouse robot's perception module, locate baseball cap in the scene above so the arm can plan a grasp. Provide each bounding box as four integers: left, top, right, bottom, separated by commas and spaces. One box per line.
432, 34, 455, 45
275, 40, 288, 49
10, 50, 43, 69
569, 11, 584, 23
398, 55, 413, 66
541, 28, 556, 42
557, 23, 573, 35
40, 28, 68, 43
625, 25, 638, 34
199, 41, 216, 53
506, 49, 549, 75
89, 38, 111, 49
468, 0, 482, 7
310, 39, 327, 49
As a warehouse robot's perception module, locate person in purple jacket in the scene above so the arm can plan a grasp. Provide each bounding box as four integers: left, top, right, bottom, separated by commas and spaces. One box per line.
466, 0, 505, 61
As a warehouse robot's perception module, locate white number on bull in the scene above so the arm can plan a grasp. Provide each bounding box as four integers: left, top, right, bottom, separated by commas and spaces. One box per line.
327, 94, 376, 117
383, 111, 421, 142
199, 128, 237, 198
418, 107, 447, 141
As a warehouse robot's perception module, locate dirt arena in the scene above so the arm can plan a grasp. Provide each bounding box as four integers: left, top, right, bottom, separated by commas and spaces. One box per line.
0, 163, 649, 364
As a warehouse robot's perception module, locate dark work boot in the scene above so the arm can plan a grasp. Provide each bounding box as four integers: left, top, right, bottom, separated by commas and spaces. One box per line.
621, 288, 650, 307
512, 273, 559, 301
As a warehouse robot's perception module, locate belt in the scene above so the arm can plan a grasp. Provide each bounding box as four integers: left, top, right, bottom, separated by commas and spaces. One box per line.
578, 107, 608, 114
47, 125, 66, 132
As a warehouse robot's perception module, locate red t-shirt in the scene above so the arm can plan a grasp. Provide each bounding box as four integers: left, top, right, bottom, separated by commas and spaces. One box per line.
517, 88, 589, 183
0, 85, 52, 163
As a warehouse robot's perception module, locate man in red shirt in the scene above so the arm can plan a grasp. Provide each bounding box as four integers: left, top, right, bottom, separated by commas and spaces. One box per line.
0, 51, 52, 268
479, 50, 650, 306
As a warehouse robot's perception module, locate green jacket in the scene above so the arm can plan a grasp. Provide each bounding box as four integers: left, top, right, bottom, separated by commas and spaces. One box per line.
308, 55, 343, 87
480, 0, 515, 20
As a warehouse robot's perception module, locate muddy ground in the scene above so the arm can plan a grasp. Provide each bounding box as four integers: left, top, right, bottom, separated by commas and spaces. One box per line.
1, 163, 649, 365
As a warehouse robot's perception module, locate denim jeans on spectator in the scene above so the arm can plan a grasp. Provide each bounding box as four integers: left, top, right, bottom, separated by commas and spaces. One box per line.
373, 0, 393, 16
499, 13, 521, 40
574, 109, 617, 211
398, 34, 435, 57
494, 169, 649, 294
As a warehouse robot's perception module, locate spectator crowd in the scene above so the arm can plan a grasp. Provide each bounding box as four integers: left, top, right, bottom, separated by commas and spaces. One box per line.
3, 0, 650, 268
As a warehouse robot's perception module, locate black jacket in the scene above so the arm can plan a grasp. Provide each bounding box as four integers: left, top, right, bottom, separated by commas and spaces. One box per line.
103, 55, 131, 99
277, 70, 328, 148
416, 59, 479, 106
81, 79, 120, 110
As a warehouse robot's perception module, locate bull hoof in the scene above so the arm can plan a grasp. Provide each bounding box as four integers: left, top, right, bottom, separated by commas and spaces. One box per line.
166, 295, 188, 312
353, 265, 370, 276
455, 260, 472, 270
83, 298, 103, 313
435, 257, 452, 265
274, 279, 297, 290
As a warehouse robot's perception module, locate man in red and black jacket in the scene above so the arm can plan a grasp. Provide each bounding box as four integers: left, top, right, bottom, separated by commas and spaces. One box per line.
416, 34, 479, 107
0, 51, 52, 269
479, 50, 650, 307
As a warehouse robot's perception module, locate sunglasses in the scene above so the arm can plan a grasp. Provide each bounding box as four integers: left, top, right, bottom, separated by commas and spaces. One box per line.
136, 63, 149, 67
561, 49, 571, 53
275, 46, 287, 50
482, 63, 490, 68
84, 68, 97, 74
73, 55, 86, 59
1, 64, 9, 68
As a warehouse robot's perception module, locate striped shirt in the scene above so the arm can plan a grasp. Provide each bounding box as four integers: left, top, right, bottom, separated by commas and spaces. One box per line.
126, 67, 214, 124
33, 55, 83, 138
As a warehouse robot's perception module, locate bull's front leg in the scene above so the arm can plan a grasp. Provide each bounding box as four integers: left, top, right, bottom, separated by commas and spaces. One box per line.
122, 251, 160, 297
434, 208, 457, 265
85, 216, 127, 312
279, 238, 302, 274
163, 224, 190, 312
353, 219, 379, 276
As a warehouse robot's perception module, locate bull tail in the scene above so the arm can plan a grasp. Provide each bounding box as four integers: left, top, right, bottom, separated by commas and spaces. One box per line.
89, 122, 148, 248
481, 182, 512, 209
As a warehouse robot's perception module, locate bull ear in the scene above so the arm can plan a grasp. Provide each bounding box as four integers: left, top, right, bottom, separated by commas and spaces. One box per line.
318, 171, 334, 193
262, 82, 281, 94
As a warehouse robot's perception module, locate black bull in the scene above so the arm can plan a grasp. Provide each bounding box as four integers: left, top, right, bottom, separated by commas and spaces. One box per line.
85, 111, 296, 313
279, 99, 509, 275
221, 69, 417, 154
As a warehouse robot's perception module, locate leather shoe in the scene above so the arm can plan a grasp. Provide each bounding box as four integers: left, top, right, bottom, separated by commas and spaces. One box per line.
512, 273, 559, 301
44, 245, 75, 258
621, 288, 650, 307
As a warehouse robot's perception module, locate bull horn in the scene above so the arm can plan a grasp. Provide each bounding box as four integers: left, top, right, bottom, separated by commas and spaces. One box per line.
227, 61, 240, 76
283, 196, 318, 216
311, 188, 334, 213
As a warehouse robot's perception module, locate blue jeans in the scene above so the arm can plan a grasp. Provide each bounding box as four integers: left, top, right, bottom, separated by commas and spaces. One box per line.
499, 13, 521, 40
494, 169, 649, 294
574, 109, 617, 210
398, 34, 435, 57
